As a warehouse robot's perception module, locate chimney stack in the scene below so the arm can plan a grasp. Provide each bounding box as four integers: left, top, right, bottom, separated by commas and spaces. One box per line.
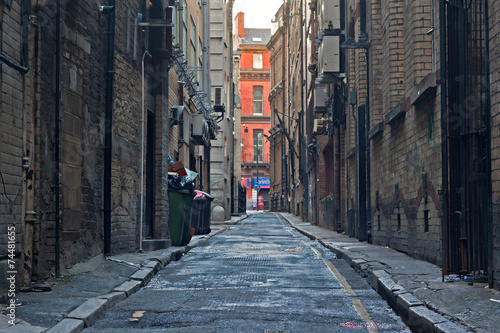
236, 12, 245, 38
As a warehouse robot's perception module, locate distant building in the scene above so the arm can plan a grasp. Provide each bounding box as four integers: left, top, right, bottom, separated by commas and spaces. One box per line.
234, 12, 272, 210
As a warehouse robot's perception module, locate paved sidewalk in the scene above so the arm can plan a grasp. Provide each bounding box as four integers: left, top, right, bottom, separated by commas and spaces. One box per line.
0, 214, 247, 333
279, 212, 500, 333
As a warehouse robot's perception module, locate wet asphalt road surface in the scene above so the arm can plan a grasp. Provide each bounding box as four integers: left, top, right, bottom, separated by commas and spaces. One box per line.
83, 213, 410, 332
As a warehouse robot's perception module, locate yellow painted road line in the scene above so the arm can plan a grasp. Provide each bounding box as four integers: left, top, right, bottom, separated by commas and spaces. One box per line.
353, 299, 378, 333
304, 242, 378, 332
276, 213, 287, 228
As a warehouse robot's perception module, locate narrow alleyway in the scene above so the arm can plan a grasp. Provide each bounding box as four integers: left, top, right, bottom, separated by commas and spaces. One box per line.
83, 213, 409, 332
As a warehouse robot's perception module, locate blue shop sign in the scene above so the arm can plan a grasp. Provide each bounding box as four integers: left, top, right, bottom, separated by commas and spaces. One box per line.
253, 178, 270, 189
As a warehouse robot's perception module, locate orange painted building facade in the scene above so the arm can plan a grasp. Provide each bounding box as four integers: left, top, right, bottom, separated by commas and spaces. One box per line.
234, 12, 272, 210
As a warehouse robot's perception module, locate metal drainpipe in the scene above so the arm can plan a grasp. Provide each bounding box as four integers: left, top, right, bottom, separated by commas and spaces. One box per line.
299, 0, 306, 218
483, 0, 493, 289
227, 0, 235, 214
203, 0, 210, 101
337, 119, 341, 231
439, 0, 448, 280
365, 47, 371, 242
281, 10, 286, 212
103, 0, 116, 255
54, 0, 61, 277
352, 102, 358, 238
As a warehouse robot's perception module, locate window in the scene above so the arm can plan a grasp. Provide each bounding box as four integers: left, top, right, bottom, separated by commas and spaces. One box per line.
214, 87, 222, 105
172, 7, 178, 44
198, 37, 203, 85
253, 86, 263, 115
253, 130, 264, 162
253, 53, 263, 69
190, 17, 196, 67
183, 3, 188, 58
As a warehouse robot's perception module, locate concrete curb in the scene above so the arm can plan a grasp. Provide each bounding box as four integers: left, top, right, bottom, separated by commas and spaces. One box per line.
66, 298, 108, 328
44, 319, 84, 333
39, 225, 230, 333
279, 213, 473, 333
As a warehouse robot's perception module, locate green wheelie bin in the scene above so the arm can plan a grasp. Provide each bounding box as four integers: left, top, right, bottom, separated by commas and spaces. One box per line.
168, 188, 194, 246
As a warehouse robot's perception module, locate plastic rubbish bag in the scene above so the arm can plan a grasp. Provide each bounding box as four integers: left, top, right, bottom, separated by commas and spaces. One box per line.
168, 175, 195, 194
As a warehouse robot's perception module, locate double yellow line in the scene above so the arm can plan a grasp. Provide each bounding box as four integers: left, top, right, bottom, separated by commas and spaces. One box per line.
276, 212, 377, 332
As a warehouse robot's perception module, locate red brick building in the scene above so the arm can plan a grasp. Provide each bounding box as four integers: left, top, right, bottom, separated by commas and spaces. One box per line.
234, 12, 271, 210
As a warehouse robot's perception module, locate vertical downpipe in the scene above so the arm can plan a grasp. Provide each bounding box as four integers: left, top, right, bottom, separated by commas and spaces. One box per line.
439, 0, 449, 279
203, 0, 210, 101
299, 0, 306, 219
54, 0, 61, 277
104, 1, 116, 255
358, 105, 367, 241
281, 11, 286, 211
483, 0, 493, 288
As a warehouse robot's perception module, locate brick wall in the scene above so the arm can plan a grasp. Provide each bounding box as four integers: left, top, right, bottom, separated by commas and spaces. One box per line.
380, 0, 405, 114
0, 0, 31, 300
489, 0, 500, 289
367, 0, 441, 263
110, 54, 143, 253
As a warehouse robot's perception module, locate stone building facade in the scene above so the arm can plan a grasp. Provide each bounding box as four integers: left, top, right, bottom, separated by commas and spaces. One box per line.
209, 0, 236, 221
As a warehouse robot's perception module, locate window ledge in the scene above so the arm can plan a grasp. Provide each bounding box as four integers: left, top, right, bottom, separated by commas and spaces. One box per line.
369, 121, 384, 140
385, 102, 405, 125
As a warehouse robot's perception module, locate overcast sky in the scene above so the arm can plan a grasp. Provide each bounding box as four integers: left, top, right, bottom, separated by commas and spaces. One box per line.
233, 0, 284, 29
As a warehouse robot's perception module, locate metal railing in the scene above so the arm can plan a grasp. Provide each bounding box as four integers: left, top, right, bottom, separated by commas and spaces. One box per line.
241, 153, 270, 164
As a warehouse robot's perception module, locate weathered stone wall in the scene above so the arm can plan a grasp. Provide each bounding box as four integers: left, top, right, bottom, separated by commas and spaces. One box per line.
34, 1, 107, 277
33, 0, 150, 277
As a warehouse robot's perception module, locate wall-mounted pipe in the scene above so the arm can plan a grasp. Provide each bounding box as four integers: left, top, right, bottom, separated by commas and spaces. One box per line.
54, 0, 61, 277
103, 0, 116, 255
439, 0, 448, 280
140, 50, 151, 252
